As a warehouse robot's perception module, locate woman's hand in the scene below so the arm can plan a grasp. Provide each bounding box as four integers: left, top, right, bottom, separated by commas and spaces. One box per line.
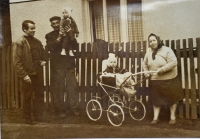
145, 73, 151, 78
157, 68, 164, 75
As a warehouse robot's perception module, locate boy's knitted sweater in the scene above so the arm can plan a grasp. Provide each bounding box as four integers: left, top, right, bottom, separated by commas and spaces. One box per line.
143, 46, 177, 80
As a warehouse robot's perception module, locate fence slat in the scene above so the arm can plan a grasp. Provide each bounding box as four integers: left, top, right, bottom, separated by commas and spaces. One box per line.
142, 41, 147, 104
7, 45, 11, 108
92, 42, 97, 98
10, 45, 15, 108
0, 47, 2, 109
45, 52, 50, 107
79, 43, 86, 110
136, 42, 142, 100
188, 38, 197, 119
131, 42, 136, 74
86, 43, 91, 103
165, 40, 169, 47
14, 71, 19, 108
196, 38, 200, 117
125, 42, 130, 71
182, 39, 190, 119
2, 45, 7, 109
176, 40, 184, 118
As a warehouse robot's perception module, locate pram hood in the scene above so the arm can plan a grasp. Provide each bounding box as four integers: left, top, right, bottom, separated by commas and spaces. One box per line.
116, 72, 136, 98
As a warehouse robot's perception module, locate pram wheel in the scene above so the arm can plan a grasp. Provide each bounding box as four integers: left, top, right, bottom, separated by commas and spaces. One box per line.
129, 100, 146, 121
86, 99, 102, 121
107, 104, 124, 126
108, 95, 123, 107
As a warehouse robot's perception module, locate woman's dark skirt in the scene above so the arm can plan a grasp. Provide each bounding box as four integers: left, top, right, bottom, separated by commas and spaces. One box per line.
149, 76, 184, 106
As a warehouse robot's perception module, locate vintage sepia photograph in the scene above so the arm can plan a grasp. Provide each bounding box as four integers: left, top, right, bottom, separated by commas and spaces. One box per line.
0, 0, 200, 138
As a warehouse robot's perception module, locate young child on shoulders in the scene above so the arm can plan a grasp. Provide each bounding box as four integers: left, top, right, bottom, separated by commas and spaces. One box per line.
59, 7, 79, 56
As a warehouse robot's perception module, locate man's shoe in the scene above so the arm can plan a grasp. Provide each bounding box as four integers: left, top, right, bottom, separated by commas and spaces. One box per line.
72, 109, 80, 116
59, 113, 66, 118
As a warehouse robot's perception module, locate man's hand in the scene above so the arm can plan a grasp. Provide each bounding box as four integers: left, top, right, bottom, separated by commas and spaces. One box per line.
64, 25, 71, 32
57, 36, 62, 42
40, 61, 46, 66
24, 75, 31, 83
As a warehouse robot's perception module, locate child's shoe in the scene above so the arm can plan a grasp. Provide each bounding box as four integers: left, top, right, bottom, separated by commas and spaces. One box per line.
61, 49, 66, 55
69, 50, 74, 56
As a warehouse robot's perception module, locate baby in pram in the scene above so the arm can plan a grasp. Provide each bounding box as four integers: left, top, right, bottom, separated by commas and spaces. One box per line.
100, 53, 121, 86
100, 53, 136, 98
103, 53, 121, 74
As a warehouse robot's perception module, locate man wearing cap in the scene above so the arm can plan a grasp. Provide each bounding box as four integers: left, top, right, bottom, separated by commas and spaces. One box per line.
45, 16, 79, 118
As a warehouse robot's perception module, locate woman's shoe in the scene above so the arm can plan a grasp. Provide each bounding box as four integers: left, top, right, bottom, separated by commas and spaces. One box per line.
169, 119, 176, 125
151, 119, 159, 125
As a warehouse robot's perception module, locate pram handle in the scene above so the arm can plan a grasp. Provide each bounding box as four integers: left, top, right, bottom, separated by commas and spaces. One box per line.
132, 71, 157, 76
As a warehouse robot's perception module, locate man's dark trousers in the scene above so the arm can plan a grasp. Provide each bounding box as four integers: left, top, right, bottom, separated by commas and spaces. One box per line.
21, 67, 44, 120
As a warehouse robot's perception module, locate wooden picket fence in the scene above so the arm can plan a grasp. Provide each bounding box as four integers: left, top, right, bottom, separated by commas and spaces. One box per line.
0, 38, 200, 119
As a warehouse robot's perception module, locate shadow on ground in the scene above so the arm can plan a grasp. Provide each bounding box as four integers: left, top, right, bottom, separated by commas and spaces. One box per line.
1, 107, 200, 131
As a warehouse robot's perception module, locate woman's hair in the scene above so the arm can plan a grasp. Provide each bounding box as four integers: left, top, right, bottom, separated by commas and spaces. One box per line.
148, 33, 164, 60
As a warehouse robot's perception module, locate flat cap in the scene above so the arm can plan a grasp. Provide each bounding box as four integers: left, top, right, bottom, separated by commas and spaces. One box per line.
49, 16, 61, 22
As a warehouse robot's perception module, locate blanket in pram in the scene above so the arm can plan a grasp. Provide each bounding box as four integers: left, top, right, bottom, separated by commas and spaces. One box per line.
116, 72, 136, 98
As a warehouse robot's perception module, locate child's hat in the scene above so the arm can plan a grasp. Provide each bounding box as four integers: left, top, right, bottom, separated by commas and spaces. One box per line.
62, 7, 73, 13
108, 53, 116, 58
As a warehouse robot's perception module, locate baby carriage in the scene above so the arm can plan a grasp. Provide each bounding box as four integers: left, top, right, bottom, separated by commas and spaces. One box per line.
86, 70, 156, 126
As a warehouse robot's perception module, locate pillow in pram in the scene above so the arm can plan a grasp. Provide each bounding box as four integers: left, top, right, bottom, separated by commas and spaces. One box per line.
116, 72, 136, 98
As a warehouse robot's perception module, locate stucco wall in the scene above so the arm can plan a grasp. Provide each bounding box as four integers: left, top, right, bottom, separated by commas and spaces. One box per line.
10, 0, 85, 46
142, 0, 200, 41
10, 0, 200, 44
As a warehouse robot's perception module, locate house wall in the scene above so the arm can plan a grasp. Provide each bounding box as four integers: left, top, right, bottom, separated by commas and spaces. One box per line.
10, 0, 86, 46
142, 0, 200, 42
10, 0, 200, 44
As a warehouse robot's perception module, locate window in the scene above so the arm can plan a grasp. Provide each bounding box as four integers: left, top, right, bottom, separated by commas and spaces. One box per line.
89, 0, 143, 43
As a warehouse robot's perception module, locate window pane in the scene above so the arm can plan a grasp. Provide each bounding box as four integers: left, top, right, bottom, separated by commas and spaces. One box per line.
127, 0, 143, 42
107, 0, 120, 43
92, 0, 104, 40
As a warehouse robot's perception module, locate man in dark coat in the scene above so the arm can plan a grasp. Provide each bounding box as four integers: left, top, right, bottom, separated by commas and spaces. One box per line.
45, 16, 79, 117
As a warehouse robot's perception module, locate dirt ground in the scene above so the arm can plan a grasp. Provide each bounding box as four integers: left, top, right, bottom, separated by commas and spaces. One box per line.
1, 108, 200, 138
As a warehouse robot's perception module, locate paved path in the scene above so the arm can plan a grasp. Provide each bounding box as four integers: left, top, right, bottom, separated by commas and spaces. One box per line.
1, 122, 200, 138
